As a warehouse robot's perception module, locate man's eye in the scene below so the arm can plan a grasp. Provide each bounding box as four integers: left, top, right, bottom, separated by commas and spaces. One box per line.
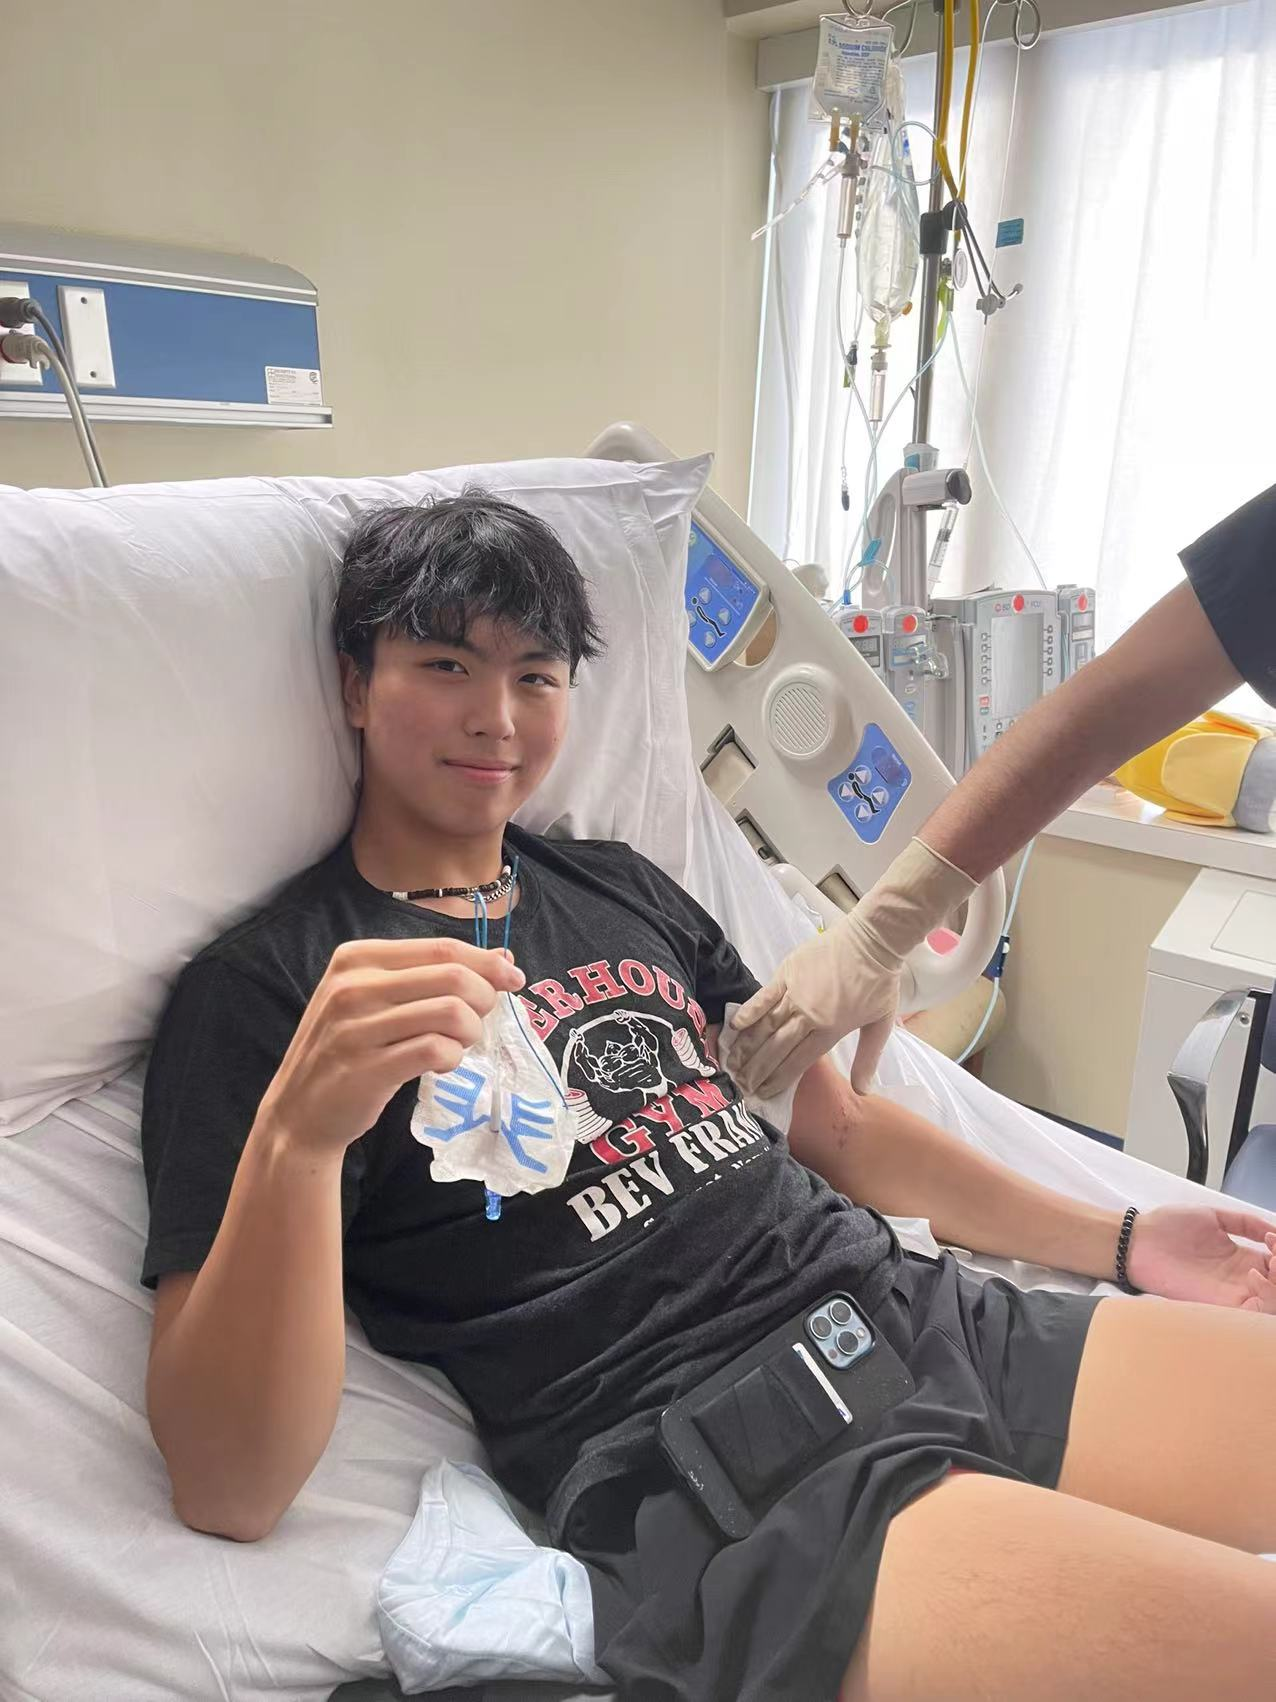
422, 658, 465, 674
522, 673, 563, 689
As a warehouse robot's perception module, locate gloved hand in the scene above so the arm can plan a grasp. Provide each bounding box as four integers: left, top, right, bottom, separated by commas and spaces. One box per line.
726, 838, 976, 1097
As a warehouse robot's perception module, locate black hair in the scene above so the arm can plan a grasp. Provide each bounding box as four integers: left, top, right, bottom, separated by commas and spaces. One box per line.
333, 490, 605, 679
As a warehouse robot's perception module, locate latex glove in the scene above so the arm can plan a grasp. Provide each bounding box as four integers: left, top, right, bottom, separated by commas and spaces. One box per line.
1126, 1208, 1276, 1312
727, 839, 976, 1097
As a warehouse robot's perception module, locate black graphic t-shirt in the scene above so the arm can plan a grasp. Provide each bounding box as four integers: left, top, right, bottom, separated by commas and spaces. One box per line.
141, 827, 899, 1532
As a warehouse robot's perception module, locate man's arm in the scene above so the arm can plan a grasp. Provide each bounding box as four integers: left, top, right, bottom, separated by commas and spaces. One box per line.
785, 1057, 1124, 1280
147, 1125, 349, 1543
147, 938, 523, 1542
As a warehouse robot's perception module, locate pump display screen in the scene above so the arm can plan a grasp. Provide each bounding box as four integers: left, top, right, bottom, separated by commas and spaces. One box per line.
990, 612, 1043, 721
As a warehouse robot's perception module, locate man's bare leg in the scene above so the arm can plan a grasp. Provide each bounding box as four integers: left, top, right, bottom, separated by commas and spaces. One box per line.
1057, 1295, 1276, 1551
839, 1471, 1274, 1701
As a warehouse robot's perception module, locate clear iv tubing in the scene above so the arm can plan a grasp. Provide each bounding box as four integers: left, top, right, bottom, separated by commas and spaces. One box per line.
958, 0, 1028, 467
471, 857, 522, 1222
867, 119, 943, 192
843, 311, 952, 595
955, 837, 1035, 1066
757, 114, 941, 246
836, 243, 874, 541
753, 154, 842, 242
949, 318, 1047, 589
881, 0, 920, 57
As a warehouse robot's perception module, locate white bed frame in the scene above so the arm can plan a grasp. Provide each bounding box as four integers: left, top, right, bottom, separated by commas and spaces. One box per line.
587, 422, 1005, 1016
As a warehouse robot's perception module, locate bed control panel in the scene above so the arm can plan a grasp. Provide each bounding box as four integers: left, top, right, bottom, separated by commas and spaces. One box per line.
685, 518, 769, 670
826, 723, 911, 844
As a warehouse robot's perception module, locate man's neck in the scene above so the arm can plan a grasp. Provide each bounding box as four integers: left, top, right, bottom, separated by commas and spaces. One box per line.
351, 806, 508, 896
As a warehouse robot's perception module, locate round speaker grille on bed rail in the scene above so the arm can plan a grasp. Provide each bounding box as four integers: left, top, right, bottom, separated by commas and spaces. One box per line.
767, 679, 831, 759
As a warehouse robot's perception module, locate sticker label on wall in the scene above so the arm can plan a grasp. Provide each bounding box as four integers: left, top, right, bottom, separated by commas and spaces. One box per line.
995, 218, 1025, 249
265, 365, 324, 406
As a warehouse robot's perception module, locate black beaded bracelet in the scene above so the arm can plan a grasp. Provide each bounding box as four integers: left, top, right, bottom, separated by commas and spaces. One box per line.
1115, 1206, 1141, 1294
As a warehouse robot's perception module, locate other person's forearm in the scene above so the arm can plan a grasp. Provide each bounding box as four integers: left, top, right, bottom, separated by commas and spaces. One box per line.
921, 581, 1241, 883
146, 1115, 347, 1541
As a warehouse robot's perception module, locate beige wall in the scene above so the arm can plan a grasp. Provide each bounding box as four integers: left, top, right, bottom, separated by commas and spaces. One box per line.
981, 837, 1197, 1136
0, 0, 770, 506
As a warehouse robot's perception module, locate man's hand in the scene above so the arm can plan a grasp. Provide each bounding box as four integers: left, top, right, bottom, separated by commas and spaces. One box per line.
1126, 1207, 1276, 1312
256, 936, 525, 1155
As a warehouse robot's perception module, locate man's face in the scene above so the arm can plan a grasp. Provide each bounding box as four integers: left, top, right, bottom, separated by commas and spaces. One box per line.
340, 615, 571, 839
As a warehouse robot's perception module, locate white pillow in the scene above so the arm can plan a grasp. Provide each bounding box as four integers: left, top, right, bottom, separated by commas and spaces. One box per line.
0, 454, 709, 1134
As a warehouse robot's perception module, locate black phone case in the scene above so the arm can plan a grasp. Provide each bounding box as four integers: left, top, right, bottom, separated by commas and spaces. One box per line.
658, 1292, 915, 1540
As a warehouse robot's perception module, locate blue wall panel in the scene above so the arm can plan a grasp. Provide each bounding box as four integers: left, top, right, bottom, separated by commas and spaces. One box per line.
0, 272, 321, 405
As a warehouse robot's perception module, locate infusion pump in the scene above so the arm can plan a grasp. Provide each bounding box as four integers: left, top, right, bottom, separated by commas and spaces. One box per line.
929, 585, 1096, 774
840, 585, 1096, 777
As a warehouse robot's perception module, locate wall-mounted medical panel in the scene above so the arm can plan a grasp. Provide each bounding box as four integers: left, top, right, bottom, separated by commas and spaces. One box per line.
0, 223, 330, 429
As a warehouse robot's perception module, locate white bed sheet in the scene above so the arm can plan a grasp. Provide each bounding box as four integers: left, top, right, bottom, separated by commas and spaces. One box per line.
0, 1063, 490, 1702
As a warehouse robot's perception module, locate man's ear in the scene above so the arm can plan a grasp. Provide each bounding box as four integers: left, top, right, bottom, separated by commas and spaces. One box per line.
339, 652, 369, 729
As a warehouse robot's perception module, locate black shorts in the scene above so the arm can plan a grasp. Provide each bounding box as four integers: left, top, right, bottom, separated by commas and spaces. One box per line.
571, 1251, 1101, 1702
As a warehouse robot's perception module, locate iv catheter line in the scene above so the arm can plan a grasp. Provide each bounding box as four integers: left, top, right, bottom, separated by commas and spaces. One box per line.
955, 837, 1035, 1066
505, 994, 568, 1108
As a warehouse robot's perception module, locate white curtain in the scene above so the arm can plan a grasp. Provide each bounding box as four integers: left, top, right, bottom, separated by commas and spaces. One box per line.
751, 0, 1276, 712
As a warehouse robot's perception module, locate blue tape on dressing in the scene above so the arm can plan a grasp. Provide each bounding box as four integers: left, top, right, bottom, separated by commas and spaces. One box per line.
996, 218, 1024, 249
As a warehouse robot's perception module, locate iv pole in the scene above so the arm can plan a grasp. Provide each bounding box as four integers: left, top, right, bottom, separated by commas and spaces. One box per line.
859, 0, 969, 620
911, 0, 949, 449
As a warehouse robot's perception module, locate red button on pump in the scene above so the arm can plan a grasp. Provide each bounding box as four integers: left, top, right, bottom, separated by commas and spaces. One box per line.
852, 613, 870, 634
1078, 593, 1088, 612
901, 613, 919, 634
1012, 594, 1025, 613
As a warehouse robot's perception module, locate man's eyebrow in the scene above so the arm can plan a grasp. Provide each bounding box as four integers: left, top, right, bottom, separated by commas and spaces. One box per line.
415, 632, 563, 664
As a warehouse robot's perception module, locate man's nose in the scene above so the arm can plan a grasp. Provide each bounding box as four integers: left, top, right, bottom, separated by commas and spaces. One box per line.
463, 681, 516, 740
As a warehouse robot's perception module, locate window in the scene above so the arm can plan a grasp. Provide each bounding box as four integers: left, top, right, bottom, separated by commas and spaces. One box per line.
751, 0, 1276, 718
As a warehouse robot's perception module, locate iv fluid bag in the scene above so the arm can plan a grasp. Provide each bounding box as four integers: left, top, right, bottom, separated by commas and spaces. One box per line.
857, 127, 920, 326
812, 18, 894, 124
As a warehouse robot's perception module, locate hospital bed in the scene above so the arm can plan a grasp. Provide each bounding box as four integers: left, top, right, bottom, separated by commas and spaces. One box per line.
0, 444, 1263, 1702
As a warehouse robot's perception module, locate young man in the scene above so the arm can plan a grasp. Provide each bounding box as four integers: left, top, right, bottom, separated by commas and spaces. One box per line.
142, 495, 1276, 1702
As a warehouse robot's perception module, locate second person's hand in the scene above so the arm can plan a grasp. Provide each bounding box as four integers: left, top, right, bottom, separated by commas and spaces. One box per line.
727, 839, 976, 1096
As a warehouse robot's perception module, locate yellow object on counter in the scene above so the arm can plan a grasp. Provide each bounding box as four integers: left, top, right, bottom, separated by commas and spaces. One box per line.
1113, 709, 1276, 830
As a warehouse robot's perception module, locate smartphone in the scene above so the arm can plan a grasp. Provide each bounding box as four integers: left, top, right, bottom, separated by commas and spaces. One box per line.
658, 1292, 914, 1540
